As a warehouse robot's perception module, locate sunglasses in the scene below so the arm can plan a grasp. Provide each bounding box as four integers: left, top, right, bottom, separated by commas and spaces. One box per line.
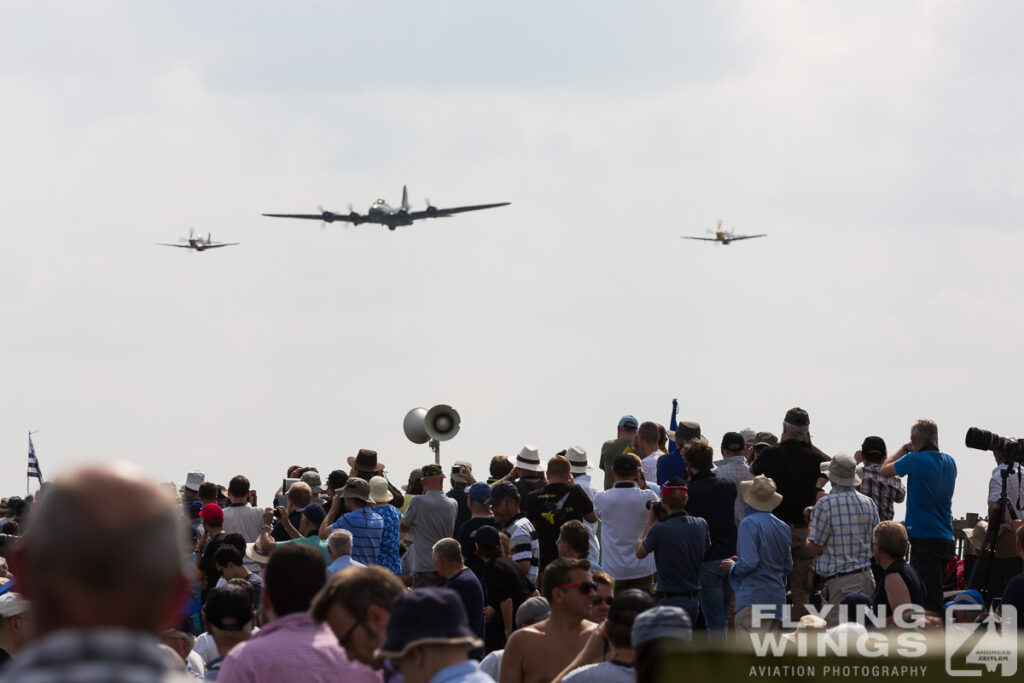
591, 596, 613, 607
556, 580, 597, 595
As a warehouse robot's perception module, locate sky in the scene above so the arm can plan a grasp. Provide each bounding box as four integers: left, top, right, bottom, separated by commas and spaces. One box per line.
3, 1, 1024, 522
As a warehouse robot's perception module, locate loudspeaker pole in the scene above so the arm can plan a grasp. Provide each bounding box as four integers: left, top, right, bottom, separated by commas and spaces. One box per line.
430, 439, 440, 465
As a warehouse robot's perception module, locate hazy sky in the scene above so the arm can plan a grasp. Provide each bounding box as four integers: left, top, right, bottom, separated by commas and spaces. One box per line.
4, 2, 1023, 521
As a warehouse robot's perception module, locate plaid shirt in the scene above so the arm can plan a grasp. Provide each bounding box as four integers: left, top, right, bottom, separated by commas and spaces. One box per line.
808, 487, 879, 577
857, 463, 905, 521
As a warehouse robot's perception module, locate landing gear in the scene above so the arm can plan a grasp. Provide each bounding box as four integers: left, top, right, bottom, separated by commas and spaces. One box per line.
388, 226, 397, 231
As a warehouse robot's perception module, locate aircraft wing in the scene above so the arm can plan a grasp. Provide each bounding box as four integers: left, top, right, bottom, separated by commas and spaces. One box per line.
261, 212, 364, 224
407, 202, 510, 220
679, 236, 718, 241
204, 242, 240, 248
157, 243, 194, 248
728, 234, 767, 241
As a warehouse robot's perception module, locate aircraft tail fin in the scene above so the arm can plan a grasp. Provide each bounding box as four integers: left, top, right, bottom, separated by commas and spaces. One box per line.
207, 232, 212, 243
401, 185, 409, 212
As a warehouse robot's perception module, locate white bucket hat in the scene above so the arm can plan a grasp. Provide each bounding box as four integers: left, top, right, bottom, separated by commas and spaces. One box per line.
565, 446, 589, 475
368, 476, 392, 504
516, 445, 543, 472
820, 453, 862, 487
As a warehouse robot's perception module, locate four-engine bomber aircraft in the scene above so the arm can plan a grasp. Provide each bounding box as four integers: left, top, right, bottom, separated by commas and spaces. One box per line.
680, 220, 766, 245
262, 185, 510, 231
158, 229, 239, 252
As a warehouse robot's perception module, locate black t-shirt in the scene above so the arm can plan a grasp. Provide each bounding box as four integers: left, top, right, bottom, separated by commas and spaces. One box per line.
686, 471, 738, 560
270, 510, 305, 542
482, 556, 536, 651
513, 477, 547, 514
526, 483, 594, 569
750, 439, 827, 525
873, 558, 927, 614
447, 488, 472, 535
456, 515, 501, 582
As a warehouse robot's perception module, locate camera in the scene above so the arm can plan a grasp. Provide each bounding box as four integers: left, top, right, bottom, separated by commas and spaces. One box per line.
965, 428, 1024, 464
646, 499, 667, 522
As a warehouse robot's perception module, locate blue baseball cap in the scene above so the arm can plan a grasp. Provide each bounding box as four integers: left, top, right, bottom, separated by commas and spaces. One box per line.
486, 481, 520, 505
468, 482, 492, 503
945, 589, 983, 610
300, 503, 326, 527
618, 415, 638, 429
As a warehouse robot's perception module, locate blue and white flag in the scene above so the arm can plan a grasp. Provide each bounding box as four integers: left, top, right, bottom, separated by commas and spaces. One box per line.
28, 433, 43, 482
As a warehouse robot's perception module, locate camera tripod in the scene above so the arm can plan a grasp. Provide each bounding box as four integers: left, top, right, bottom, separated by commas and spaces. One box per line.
968, 460, 1020, 605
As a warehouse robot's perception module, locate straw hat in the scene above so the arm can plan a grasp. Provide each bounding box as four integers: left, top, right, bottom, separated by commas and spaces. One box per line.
741, 475, 783, 512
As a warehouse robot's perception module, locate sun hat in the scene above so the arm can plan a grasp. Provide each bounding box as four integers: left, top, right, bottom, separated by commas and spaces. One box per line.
375, 588, 483, 659
631, 605, 692, 646
741, 475, 783, 512
516, 445, 543, 472
961, 521, 988, 552
300, 471, 324, 495
245, 542, 273, 565
565, 446, 589, 475
182, 471, 205, 493
348, 449, 384, 474
672, 421, 701, 446
820, 453, 861, 487
341, 477, 371, 503
368, 476, 392, 504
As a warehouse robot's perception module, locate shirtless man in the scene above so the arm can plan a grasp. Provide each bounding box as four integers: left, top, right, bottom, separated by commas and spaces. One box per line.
500, 558, 599, 683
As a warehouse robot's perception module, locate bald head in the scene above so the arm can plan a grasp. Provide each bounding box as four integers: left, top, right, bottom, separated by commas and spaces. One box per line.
14, 462, 186, 635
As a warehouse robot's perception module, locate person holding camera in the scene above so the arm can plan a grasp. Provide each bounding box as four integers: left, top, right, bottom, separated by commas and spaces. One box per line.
634, 477, 709, 626
594, 454, 658, 595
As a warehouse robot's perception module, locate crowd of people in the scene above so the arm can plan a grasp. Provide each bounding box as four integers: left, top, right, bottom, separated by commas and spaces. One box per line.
0, 407, 1023, 682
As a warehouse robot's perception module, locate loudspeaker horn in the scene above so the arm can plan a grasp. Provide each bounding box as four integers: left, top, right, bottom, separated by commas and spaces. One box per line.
424, 404, 461, 442
403, 407, 430, 444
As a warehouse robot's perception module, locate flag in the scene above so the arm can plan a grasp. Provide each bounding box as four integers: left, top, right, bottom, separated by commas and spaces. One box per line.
668, 398, 679, 457
28, 433, 43, 482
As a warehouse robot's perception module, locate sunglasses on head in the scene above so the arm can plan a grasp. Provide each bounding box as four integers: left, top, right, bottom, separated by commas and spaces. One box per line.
591, 596, 613, 606
556, 580, 597, 595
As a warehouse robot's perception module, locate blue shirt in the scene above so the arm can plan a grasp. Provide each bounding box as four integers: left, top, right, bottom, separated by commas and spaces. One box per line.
729, 508, 792, 616
893, 450, 956, 540
656, 453, 688, 486
429, 660, 493, 683
326, 554, 365, 577
642, 513, 709, 594
331, 507, 385, 566
374, 504, 403, 574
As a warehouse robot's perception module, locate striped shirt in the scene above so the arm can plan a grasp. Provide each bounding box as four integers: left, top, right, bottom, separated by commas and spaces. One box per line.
330, 507, 384, 566
808, 487, 879, 577
857, 463, 905, 521
505, 515, 540, 583
217, 612, 380, 683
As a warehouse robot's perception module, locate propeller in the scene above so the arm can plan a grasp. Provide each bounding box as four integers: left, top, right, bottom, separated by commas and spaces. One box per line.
425, 198, 438, 215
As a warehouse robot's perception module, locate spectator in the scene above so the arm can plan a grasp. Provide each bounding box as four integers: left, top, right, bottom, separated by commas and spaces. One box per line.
197, 503, 227, 602
369, 476, 402, 575
269, 481, 312, 542
657, 422, 701, 486
750, 407, 828, 618
636, 477, 709, 626
855, 437, 905, 522
721, 475, 793, 637
198, 482, 220, 507
310, 565, 406, 672
253, 505, 331, 566
631, 605, 692, 683
871, 521, 926, 625
1000, 526, 1024, 629
600, 416, 639, 491
636, 422, 667, 488
557, 520, 602, 572
488, 482, 541, 585
749, 432, 778, 467
402, 464, 458, 587
434, 538, 486, 658
456, 482, 500, 580
565, 446, 602, 565
182, 470, 205, 503
0, 592, 30, 665
593, 454, 658, 594
5, 463, 194, 681
321, 477, 384, 567
221, 476, 265, 572
301, 471, 328, 506
471, 525, 536, 653
217, 543, 377, 682
807, 453, 879, 627
400, 468, 423, 514
326, 529, 365, 577
375, 588, 490, 683
489, 456, 514, 485
200, 585, 254, 680
348, 449, 405, 509
589, 572, 614, 622
881, 418, 957, 613
970, 446, 1024, 597
714, 431, 755, 526
682, 440, 737, 636
500, 559, 600, 683
554, 589, 655, 683
526, 456, 596, 569
511, 446, 547, 513
478, 598, 550, 680
325, 470, 349, 500
214, 545, 264, 608
447, 461, 476, 533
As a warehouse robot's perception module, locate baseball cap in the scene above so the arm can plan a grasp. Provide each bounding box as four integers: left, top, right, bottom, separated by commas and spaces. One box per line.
486, 481, 520, 505
618, 415, 639, 430
471, 524, 501, 549
754, 432, 778, 448
612, 453, 639, 474
861, 436, 887, 458
300, 503, 326, 527
721, 432, 745, 452
631, 605, 692, 646
467, 482, 492, 504
420, 463, 444, 478
516, 597, 551, 627
784, 407, 810, 427
199, 503, 224, 525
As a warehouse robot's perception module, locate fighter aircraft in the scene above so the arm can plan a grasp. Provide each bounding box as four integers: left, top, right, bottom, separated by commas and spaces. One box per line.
158, 229, 239, 251
680, 220, 766, 245
262, 185, 510, 231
